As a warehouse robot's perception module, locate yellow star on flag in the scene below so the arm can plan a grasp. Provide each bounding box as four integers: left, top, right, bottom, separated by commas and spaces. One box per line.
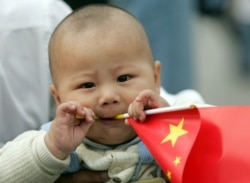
173, 156, 181, 166
166, 170, 172, 180
160, 118, 188, 146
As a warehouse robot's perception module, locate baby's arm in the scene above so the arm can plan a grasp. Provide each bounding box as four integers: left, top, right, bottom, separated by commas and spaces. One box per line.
127, 89, 170, 122
45, 101, 95, 160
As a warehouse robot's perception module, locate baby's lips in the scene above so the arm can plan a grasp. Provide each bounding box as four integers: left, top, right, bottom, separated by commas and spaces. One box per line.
75, 113, 129, 120
75, 114, 100, 120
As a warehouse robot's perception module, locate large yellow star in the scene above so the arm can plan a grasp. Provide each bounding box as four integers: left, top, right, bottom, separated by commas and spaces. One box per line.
160, 118, 188, 147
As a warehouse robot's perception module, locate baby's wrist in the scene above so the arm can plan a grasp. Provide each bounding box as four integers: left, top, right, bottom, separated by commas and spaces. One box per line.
44, 133, 69, 160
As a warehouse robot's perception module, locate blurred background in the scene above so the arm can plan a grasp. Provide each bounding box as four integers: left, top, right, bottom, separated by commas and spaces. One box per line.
194, 0, 250, 105
194, 15, 250, 105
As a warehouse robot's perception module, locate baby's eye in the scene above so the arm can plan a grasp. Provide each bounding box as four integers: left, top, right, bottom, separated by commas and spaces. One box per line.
117, 75, 131, 82
81, 82, 95, 88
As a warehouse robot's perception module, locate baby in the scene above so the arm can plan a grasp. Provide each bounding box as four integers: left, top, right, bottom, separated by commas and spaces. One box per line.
44, 4, 169, 183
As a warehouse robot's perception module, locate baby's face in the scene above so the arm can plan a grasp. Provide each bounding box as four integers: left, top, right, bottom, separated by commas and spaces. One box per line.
51, 27, 161, 145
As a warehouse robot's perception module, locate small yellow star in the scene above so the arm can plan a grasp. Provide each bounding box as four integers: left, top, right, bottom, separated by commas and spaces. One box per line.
166, 170, 172, 180
160, 118, 188, 146
173, 156, 181, 166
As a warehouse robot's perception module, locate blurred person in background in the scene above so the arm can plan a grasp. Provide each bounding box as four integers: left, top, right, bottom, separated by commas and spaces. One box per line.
197, 0, 250, 75
0, 0, 71, 147
229, 0, 250, 75
197, 0, 228, 15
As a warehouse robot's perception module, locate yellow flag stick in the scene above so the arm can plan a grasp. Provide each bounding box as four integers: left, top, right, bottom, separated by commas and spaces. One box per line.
75, 105, 204, 120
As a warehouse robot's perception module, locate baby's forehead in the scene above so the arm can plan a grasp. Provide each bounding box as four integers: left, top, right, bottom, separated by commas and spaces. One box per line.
49, 5, 152, 80
52, 15, 146, 58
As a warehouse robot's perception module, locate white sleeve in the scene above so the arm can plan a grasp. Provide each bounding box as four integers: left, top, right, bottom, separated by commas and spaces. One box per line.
0, 131, 70, 183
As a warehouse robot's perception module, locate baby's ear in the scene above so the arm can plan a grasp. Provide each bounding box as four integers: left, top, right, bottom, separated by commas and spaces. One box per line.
50, 84, 61, 106
153, 60, 161, 94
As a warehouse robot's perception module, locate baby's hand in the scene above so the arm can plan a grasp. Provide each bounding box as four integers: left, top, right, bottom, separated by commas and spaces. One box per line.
127, 90, 169, 122
45, 101, 95, 160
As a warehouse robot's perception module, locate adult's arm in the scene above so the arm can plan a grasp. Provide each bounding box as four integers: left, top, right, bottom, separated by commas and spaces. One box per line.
56, 170, 109, 183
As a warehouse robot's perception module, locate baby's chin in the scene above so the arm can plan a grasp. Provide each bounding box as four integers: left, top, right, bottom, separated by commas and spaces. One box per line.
86, 124, 137, 146
89, 135, 137, 147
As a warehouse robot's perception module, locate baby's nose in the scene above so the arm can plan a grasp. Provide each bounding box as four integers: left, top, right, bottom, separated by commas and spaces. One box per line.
98, 86, 120, 106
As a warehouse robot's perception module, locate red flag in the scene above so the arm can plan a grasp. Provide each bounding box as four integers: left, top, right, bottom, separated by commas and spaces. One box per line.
128, 106, 250, 183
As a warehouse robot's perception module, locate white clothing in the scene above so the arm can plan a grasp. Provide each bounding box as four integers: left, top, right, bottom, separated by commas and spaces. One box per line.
0, 0, 71, 146
160, 87, 205, 106
0, 131, 70, 183
77, 143, 141, 183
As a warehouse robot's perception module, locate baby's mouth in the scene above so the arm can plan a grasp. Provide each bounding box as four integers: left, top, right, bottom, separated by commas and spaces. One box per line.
95, 113, 129, 120
97, 117, 124, 125
98, 116, 115, 120
96, 113, 128, 120
76, 113, 127, 120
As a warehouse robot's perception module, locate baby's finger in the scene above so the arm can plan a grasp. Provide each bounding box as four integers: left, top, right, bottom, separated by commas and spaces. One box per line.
57, 102, 77, 116
82, 107, 95, 122
136, 90, 169, 109
125, 118, 134, 125
128, 102, 146, 122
